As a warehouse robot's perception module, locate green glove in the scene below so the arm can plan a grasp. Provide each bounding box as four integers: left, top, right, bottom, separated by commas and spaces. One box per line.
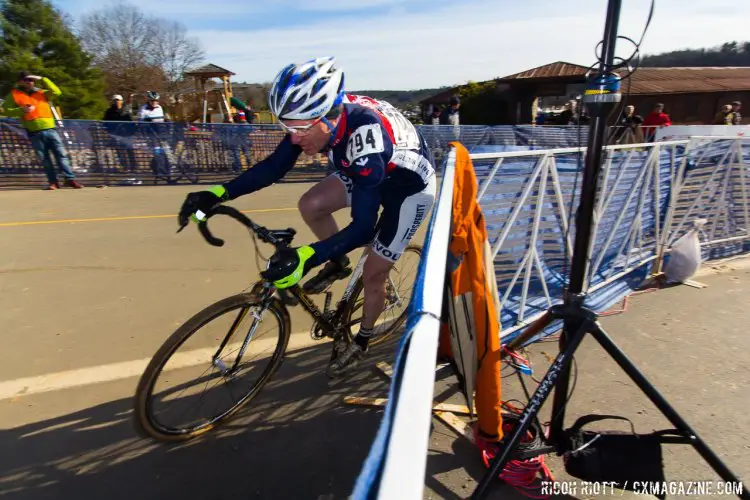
178, 185, 228, 228
260, 246, 316, 289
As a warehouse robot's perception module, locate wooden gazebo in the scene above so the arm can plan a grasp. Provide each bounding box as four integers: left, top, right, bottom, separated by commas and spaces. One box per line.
184, 63, 236, 101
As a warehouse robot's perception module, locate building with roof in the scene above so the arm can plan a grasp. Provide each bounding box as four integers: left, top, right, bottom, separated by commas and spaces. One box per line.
421, 61, 750, 125
184, 63, 236, 98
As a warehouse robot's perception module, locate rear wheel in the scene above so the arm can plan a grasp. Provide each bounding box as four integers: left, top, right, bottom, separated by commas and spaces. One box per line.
342, 245, 422, 347
134, 292, 290, 441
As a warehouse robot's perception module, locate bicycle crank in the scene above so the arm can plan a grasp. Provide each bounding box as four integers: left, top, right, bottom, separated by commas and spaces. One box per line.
310, 321, 327, 340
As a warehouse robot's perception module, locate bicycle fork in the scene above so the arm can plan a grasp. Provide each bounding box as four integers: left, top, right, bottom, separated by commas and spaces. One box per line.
212, 300, 269, 377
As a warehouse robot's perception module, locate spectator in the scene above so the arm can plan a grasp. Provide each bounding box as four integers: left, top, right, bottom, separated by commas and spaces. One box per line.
613, 105, 644, 143
713, 104, 733, 125
137, 91, 168, 122
729, 101, 742, 125
427, 105, 441, 125
102, 94, 137, 172
557, 100, 578, 125
230, 96, 256, 124
3, 71, 82, 190
103, 94, 132, 121
440, 95, 460, 125
642, 102, 671, 141
535, 108, 546, 125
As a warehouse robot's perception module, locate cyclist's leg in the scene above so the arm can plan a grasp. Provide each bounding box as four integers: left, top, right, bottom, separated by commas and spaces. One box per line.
327, 175, 436, 378
363, 175, 435, 331
300, 172, 355, 293
298, 171, 351, 240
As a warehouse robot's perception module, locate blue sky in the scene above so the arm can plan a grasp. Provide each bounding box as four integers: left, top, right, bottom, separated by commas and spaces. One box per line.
54, 0, 750, 90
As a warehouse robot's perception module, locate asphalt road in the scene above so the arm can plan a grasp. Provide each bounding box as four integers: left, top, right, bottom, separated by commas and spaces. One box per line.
0, 184, 748, 500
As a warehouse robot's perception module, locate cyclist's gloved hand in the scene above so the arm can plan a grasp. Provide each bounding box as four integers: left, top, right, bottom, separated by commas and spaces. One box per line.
178, 185, 229, 229
260, 246, 316, 289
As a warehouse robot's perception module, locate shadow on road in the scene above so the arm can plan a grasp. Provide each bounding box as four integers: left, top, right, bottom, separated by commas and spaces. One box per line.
0, 333, 572, 500
0, 339, 395, 500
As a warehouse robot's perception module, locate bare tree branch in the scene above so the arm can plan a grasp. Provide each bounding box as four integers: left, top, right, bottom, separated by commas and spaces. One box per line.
150, 19, 205, 93
78, 1, 204, 97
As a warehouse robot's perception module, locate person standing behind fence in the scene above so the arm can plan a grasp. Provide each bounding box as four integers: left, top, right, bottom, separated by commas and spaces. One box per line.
137, 91, 168, 122
642, 102, 671, 141
103, 94, 132, 122
713, 104, 733, 125
613, 105, 644, 143
426, 105, 441, 125
729, 101, 742, 125
3, 71, 83, 190
102, 94, 137, 172
440, 96, 460, 125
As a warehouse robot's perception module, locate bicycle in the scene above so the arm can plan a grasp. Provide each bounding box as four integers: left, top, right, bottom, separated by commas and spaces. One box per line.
133, 205, 422, 441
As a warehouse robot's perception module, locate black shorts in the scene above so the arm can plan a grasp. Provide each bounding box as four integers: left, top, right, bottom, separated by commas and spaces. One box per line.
329, 171, 436, 262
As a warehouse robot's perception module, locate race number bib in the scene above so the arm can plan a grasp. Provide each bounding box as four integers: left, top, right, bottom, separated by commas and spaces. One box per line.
347, 124, 385, 161
378, 103, 420, 150
346, 95, 420, 150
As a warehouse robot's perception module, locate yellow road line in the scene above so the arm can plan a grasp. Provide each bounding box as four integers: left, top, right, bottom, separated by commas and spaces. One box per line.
0, 207, 298, 228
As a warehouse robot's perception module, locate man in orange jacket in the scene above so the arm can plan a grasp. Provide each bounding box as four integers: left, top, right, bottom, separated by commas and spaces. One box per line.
3, 71, 82, 190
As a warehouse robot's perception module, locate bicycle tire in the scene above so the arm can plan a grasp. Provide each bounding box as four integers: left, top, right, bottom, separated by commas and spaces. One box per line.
133, 292, 290, 442
342, 245, 422, 347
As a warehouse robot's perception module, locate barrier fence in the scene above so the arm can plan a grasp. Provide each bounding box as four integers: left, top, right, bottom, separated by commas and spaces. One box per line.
0, 120, 597, 188
353, 136, 750, 499
474, 136, 749, 344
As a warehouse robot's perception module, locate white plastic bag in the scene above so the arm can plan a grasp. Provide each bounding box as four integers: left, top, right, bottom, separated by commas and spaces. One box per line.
664, 219, 707, 283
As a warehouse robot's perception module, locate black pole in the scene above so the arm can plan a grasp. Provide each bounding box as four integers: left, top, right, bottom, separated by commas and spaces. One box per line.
549, 0, 623, 443
471, 318, 593, 499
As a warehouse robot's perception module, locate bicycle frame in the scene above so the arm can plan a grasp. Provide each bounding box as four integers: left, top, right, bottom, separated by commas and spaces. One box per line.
195, 206, 402, 342
288, 252, 367, 337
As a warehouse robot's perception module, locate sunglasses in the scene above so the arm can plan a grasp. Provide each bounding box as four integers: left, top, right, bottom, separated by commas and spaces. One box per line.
278, 118, 320, 135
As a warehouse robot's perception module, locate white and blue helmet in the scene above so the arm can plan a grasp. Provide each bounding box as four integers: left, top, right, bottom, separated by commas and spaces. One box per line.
268, 57, 345, 121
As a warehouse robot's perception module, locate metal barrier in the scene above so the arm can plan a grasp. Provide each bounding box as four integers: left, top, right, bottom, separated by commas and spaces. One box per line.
474, 137, 750, 343
661, 137, 750, 262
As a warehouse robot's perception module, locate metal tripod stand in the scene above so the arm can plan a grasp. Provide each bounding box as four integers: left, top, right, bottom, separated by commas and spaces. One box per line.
470, 0, 749, 498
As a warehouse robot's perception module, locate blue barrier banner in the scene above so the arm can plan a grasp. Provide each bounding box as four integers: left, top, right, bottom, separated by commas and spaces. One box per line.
0, 120, 593, 189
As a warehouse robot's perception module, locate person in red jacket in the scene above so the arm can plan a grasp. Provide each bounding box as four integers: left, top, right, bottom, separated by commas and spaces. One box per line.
642, 102, 671, 141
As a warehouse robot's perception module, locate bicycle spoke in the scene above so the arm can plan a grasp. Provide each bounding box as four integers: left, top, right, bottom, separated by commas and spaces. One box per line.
213, 306, 250, 361
146, 303, 285, 435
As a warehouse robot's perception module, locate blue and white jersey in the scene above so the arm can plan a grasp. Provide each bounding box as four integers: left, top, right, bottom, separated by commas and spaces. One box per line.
137, 104, 167, 123
222, 94, 435, 266
326, 94, 435, 187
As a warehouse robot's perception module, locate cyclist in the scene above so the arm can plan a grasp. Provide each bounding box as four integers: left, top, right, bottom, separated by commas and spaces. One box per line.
178, 57, 436, 377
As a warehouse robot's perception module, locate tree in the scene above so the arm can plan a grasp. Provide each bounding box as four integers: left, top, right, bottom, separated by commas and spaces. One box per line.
457, 80, 507, 125
0, 0, 108, 118
78, 1, 205, 97
641, 40, 750, 67
77, 2, 163, 97
150, 19, 204, 94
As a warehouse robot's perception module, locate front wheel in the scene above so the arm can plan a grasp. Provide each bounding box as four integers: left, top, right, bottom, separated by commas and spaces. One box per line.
133, 292, 290, 441
342, 245, 422, 347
